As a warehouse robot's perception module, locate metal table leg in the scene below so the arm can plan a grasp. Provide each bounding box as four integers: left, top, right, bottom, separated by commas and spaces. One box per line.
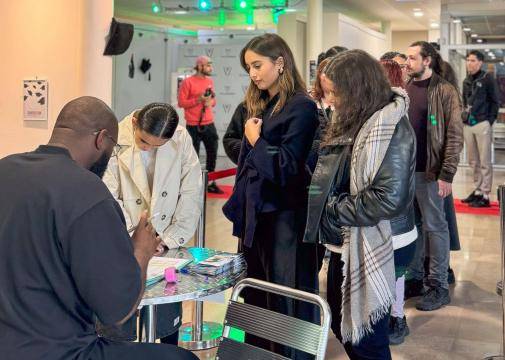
144, 305, 157, 343
179, 300, 222, 350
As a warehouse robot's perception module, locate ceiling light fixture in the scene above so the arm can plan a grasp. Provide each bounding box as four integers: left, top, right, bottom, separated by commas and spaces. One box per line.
471, 33, 478, 38
476, 39, 483, 43
413, 8, 421, 11
430, 23, 439, 28
413, 11, 424, 17
452, 19, 461, 24
151, 2, 161, 13
463, 27, 471, 32
174, 10, 188, 14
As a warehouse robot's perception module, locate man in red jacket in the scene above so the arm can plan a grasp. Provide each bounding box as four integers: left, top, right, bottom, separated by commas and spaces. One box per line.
178, 55, 223, 194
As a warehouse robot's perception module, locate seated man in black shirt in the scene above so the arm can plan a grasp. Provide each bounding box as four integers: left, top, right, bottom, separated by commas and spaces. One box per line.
0, 96, 197, 360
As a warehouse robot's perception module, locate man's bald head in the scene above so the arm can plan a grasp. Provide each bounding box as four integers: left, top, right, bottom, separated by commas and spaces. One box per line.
54, 96, 118, 138
49, 96, 118, 177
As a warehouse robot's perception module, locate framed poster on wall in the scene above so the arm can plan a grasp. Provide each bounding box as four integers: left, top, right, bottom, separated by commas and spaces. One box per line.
23, 79, 48, 121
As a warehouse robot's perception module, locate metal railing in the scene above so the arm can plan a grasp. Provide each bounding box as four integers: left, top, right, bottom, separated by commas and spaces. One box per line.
483, 185, 505, 360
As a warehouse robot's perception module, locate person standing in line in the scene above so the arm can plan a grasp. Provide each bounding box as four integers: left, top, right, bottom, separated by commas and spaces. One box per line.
461, 50, 500, 208
404, 41, 463, 311
222, 102, 247, 165
223, 33, 319, 359
381, 51, 409, 84
380, 59, 418, 345
178, 55, 223, 194
304, 50, 416, 359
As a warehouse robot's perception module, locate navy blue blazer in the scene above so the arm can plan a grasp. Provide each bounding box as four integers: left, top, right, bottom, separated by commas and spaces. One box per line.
222, 92, 319, 247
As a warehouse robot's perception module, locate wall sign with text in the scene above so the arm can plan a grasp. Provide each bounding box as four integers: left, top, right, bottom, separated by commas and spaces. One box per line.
23, 79, 48, 121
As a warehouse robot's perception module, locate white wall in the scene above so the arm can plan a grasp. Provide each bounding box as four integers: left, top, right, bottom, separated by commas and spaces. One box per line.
0, 0, 113, 158
277, 13, 307, 81
336, 14, 388, 59
112, 28, 178, 120
392, 31, 429, 54
281, 11, 389, 78
112, 27, 260, 156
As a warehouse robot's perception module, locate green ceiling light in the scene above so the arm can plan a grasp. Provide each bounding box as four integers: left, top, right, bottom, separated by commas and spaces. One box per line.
270, 0, 285, 7
151, 2, 161, 13
198, 0, 211, 11
234, 0, 250, 11
272, 8, 285, 24
218, 9, 226, 26
246, 9, 254, 25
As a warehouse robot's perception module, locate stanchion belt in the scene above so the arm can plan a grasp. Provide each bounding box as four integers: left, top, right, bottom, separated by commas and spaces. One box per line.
207, 168, 237, 182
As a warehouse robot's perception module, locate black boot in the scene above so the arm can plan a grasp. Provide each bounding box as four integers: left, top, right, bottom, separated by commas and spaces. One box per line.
207, 181, 224, 194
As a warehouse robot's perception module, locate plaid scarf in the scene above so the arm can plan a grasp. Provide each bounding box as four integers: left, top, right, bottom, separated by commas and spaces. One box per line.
340, 88, 409, 344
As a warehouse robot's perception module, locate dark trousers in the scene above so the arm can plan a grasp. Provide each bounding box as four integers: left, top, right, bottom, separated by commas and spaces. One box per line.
327, 252, 391, 360
97, 303, 181, 343
242, 209, 319, 360
186, 124, 218, 172
88, 339, 197, 360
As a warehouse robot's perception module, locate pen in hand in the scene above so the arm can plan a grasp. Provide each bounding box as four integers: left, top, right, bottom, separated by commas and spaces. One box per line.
127, 212, 160, 234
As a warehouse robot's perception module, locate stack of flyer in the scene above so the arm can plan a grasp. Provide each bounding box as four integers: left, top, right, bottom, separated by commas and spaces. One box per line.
146, 256, 192, 287
190, 253, 244, 276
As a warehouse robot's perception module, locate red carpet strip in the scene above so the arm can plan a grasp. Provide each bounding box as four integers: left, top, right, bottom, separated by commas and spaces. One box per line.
453, 198, 499, 216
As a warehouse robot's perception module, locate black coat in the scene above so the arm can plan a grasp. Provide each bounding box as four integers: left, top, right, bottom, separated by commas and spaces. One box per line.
463, 70, 500, 126
462, 70, 500, 125
307, 104, 331, 173
223, 103, 247, 165
303, 116, 417, 245
223, 92, 319, 247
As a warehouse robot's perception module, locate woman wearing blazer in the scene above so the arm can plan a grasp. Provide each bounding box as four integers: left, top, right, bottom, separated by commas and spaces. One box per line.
103, 103, 202, 344
223, 34, 319, 359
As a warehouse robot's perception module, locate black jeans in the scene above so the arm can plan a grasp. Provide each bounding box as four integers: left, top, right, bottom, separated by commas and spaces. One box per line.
186, 124, 218, 172
327, 252, 392, 360
242, 209, 319, 360
97, 303, 181, 342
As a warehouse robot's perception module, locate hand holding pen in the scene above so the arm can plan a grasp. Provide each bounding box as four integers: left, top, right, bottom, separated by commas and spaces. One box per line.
127, 212, 160, 233
130, 211, 160, 258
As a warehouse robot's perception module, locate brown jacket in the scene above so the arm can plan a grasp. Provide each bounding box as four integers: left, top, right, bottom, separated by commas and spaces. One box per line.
424, 72, 463, 183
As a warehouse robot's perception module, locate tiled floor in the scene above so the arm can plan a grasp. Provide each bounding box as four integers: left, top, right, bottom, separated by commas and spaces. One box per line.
181, 158, 505, 359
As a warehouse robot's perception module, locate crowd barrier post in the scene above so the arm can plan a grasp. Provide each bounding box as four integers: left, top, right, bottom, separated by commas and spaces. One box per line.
179, 170, 222, 350
483, 185, 505, 360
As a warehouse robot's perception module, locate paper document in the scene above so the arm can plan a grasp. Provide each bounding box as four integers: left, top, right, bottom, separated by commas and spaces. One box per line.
146, 256, 192, 286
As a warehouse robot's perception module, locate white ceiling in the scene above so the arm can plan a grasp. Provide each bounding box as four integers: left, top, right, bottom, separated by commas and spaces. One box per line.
115, 0, 505, 34
115, 0, 443, 30
324, 0, 441, 31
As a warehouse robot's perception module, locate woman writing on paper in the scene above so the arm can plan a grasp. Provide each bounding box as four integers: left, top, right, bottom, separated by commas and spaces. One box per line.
103, 103, 202, 345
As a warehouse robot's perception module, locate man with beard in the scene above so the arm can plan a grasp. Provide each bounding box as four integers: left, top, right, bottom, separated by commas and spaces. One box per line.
404, 42, 463, 311
178, 55, 223, 194
0, 97, 197, 360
